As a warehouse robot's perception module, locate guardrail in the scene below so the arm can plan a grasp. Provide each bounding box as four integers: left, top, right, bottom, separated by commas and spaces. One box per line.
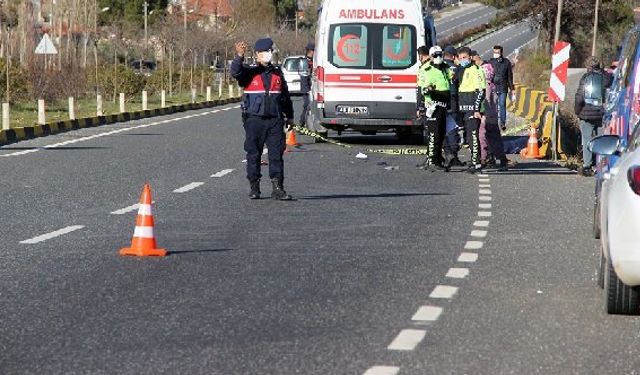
507, 84, 575, 160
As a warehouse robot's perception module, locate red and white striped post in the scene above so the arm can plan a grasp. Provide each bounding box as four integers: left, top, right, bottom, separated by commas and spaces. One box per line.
548, 41, 571, 160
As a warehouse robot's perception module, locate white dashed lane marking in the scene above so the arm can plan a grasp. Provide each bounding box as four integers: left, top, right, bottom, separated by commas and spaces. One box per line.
110, 203, 140, 215
479, 189, 492, 195
478, 211, 492, 217
458, 252, 479, 262
479, 184, 491, 188
474, 220, 490, 227
479, 196, 492, 201
479, 203, 492, 209
173, 182, 205, 193
446, 267, 470, 279
429, 285, 459, 299
471, 230, 488, 238
412, 306, 443, 322
464, 241, 484, 250
479, 178, 490, 183
20, 225, 85, 244
211, 169, 235, 178
387, 329, 427, 351
363, 366, 400, 375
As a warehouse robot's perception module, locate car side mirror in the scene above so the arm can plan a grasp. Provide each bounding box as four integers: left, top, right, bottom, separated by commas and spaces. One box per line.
588, 135, 621, 155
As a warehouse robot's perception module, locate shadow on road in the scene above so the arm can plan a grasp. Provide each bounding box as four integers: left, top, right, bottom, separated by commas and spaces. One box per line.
493, 161, 576, 176
168, 248, 234, 256
299, 192, 451, 200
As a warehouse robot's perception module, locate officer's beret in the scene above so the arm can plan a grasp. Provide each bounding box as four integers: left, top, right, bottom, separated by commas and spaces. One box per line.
254, 38, 274, 52
305, 42, 315, 51
443, 45, 457, 56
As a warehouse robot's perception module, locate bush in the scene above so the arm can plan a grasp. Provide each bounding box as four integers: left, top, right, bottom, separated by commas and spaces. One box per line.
88, 64, 146, 101
0, 59, 31, 102
513, 49, 551, 91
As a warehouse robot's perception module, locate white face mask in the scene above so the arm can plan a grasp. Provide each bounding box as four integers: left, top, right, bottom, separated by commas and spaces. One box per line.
433, 57, 444, 65
260, 51, 273, 64
493, 53, 501, 59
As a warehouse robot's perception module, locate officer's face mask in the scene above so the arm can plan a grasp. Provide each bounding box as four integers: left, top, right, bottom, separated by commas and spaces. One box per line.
459, 58, 471, 67
259, 51, 273, 64
432, 54, 443, 65
493, 52, 501, 59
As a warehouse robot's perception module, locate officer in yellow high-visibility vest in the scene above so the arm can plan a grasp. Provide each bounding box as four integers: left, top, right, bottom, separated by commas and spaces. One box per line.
456, 46, 486, 174
416, 46, 452, 171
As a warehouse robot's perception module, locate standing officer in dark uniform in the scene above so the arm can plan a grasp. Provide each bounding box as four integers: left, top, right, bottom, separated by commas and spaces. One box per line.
300, 42, 315, 127
231, 38, 294, 200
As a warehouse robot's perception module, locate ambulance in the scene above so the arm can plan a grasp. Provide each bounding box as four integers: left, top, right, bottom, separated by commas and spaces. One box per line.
307, 0, 437, 140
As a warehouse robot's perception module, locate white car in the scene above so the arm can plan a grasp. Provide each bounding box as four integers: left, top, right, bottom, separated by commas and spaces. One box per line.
281, 56, 309, 95
591, 129, 640, 314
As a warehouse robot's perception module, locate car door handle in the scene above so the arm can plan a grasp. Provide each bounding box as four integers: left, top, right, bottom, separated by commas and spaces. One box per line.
378, 75, 392, 82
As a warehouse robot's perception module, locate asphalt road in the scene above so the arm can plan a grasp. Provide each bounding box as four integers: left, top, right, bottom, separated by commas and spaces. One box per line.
435, 3, 498, 40
468, 21, 539, 60
0, 95, 639, 374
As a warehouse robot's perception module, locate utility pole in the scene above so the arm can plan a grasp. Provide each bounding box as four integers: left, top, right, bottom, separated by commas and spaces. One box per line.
592, 0, 600, 57
552, 0, 564, 162
554, 0, 563, 43
183, 3, 187, 31
144, 1, 149, 48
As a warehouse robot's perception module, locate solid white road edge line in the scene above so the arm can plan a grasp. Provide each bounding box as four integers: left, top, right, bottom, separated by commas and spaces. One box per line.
0, 105, 240, 158
20, 225, 85, 244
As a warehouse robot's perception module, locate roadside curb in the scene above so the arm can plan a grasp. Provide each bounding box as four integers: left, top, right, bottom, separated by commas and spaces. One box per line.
0, 97, 242, 146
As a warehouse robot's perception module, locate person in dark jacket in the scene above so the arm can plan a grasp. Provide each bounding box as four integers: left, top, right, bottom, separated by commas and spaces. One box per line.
574, 56, 613, 176
442, 45, 464, 166
488, 45, 515, 130
231, 38, 295, 200
299, 42, 315, 127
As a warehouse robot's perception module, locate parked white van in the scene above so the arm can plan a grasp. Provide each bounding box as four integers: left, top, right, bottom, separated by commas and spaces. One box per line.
307, 0, 437, 140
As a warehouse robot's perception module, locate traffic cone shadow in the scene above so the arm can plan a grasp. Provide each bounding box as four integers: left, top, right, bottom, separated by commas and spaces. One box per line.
520, 124, 543, 159
120, 183, 167, 257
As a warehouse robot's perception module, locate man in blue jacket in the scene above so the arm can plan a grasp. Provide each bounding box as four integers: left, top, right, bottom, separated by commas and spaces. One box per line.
231, 38, 294, 200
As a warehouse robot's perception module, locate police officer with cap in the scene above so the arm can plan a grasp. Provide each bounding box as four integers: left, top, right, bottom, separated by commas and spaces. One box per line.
300, 42, 315, 127
231, 38, 294, 200
417, 45, 452, 171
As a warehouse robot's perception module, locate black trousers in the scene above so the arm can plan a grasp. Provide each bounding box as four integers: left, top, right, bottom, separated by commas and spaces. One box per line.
462, 113, 481, 167
422, 106, 447, 165
244, 116, 285, 182
300, 92, 310, 126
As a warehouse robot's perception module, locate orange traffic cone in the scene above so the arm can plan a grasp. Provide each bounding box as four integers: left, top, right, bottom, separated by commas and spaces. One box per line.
120, 183, 167, 257
286, 130, 299, 151
520, 124, 543, 159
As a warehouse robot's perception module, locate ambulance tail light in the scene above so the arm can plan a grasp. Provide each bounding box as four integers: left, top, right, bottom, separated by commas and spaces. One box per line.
316, 66, 325, 103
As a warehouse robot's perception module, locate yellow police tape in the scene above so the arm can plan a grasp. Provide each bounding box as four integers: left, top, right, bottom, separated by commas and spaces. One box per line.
292, 125, 430, 156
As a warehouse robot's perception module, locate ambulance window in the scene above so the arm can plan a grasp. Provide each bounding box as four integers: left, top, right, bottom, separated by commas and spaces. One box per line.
380, 25, 416, 69
329, 24, 368, 68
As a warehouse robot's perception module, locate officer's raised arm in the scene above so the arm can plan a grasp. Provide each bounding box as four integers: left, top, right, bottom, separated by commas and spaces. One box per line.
231, 41, 252, 85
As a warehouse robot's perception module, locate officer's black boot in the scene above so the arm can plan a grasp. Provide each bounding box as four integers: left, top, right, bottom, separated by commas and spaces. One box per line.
443, 153, 455, 172
249, 179, 261, 199
271, 178, 292, 201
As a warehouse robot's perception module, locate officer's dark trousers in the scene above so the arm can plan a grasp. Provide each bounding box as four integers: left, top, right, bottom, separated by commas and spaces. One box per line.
244, 116, 285, 182
422, 107, 447, 165
462, 112, 481, 167
300, 92, 310, 126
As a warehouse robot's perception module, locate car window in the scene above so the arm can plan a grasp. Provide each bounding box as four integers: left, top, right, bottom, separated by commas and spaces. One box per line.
284, 58, 305, 72
380, 25, 415, 68
627, 120, 640, 151
329, 24, 369, 68
618, 31, 640, 91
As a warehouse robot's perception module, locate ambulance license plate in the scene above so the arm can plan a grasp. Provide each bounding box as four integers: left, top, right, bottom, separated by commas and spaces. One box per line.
336, 105, 369, 116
